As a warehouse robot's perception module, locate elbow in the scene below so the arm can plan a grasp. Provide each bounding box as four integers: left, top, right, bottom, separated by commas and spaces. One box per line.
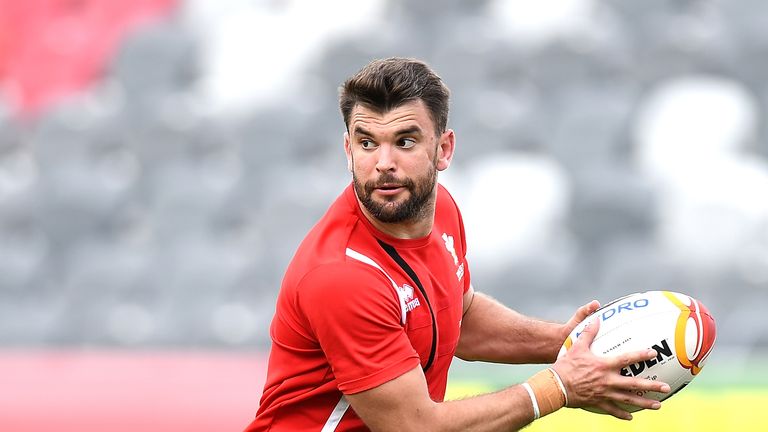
455, 334, 490, 362
454, 348, 482, 362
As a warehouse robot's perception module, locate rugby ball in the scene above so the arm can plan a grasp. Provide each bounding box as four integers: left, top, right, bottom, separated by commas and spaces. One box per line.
557, 290, 716, 413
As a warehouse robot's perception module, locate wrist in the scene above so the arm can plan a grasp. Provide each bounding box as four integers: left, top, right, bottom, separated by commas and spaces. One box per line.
523, 368, 568, 420
557, 322, 572, 347
546, 322, 570, 362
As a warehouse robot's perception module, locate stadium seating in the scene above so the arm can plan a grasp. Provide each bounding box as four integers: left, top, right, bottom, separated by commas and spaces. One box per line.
0, 0, 766, 357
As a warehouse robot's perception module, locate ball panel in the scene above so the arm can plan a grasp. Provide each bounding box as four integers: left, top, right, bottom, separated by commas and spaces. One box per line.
685, 316, 699, 359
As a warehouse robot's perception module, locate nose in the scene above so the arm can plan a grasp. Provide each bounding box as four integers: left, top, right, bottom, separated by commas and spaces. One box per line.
375, 144, 396, 173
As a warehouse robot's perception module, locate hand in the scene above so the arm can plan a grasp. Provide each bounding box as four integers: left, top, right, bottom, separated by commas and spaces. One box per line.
560, 300, 600, 342
552, 317, 672, 420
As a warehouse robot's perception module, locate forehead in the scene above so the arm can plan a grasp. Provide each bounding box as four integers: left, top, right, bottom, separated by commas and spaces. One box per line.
349, 100, 435, 135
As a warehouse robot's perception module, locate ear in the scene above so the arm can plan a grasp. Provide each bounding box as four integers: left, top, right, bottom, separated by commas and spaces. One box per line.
436, 129, 456, 171
344, 132, 353, 172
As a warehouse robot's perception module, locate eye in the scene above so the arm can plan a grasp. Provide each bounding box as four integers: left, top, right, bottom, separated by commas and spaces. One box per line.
399, 138, 416, 149
360, 139, 377, 149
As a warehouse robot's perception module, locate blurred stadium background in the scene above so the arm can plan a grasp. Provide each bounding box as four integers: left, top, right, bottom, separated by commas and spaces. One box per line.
1, 0, 767, 430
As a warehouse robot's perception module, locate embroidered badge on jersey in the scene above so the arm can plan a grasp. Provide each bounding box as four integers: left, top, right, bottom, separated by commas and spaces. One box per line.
442, 233, 464, 281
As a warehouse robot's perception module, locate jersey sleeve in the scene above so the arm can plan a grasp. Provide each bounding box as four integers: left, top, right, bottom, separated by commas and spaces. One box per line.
296, 262, 421, 394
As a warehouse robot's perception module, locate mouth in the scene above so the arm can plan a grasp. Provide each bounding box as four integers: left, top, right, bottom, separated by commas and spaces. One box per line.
373, 183, 406, 196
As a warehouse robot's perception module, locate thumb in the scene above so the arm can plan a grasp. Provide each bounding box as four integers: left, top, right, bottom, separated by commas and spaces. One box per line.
568, 300, 600, 328
580, 300, 600, 319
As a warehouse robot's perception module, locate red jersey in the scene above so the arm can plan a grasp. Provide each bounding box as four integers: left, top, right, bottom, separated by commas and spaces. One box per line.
245, 183, 471, 431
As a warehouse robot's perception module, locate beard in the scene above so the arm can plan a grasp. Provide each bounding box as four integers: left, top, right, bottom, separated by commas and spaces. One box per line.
353, 162, 438, 224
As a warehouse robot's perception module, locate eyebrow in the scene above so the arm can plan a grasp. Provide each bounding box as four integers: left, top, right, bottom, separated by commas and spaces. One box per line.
351, 125, 424, 138
352, 125, 374, 137
394, 126, 423, 137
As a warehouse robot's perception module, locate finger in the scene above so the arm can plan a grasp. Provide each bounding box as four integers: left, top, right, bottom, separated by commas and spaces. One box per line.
594, 401, 633, 421
606, 390, 663, 411
611, 376, 671, 395
609, 348, 659, 369
573, 316, 600, 347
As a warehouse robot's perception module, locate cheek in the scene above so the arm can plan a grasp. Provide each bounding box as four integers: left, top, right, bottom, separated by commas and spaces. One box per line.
351, 152, 376, 172
412, 156, 436, 173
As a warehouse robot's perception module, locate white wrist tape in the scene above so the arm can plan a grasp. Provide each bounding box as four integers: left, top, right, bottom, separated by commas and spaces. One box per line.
547, 367, 569, 407
521, 382, 540, 420
525, 368, 567, 419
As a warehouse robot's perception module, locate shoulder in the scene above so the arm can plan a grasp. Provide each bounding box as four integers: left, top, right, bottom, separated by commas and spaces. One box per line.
436, 183, 462, 213
295, 260, 400, 313
435, 182, 465, 227
286, 186, 361, 272
298, 260, 390, 296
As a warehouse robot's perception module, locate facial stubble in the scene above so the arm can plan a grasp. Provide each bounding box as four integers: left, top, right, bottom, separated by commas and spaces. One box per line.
352, 153, 438, 224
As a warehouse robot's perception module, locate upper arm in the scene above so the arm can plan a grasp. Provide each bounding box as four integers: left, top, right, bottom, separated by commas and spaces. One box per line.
345, 365, 439, 432
456, 291, 565, 364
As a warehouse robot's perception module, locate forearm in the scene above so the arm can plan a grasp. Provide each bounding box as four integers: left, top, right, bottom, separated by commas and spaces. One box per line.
456, 292, 566, 363
347, 365, 546, 432
429, 385, 536, 432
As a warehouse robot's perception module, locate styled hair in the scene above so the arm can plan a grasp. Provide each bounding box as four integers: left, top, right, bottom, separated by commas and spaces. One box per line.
339, 57, 450, 135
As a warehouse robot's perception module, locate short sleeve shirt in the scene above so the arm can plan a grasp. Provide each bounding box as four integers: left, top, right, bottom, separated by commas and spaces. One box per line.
245, 183, 471, 431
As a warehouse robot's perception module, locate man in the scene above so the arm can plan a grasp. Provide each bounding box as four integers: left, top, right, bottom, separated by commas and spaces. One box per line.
245, 57, 669, 431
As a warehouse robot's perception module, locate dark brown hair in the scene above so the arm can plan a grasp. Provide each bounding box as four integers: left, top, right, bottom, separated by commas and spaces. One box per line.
339, 57, 450, 135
